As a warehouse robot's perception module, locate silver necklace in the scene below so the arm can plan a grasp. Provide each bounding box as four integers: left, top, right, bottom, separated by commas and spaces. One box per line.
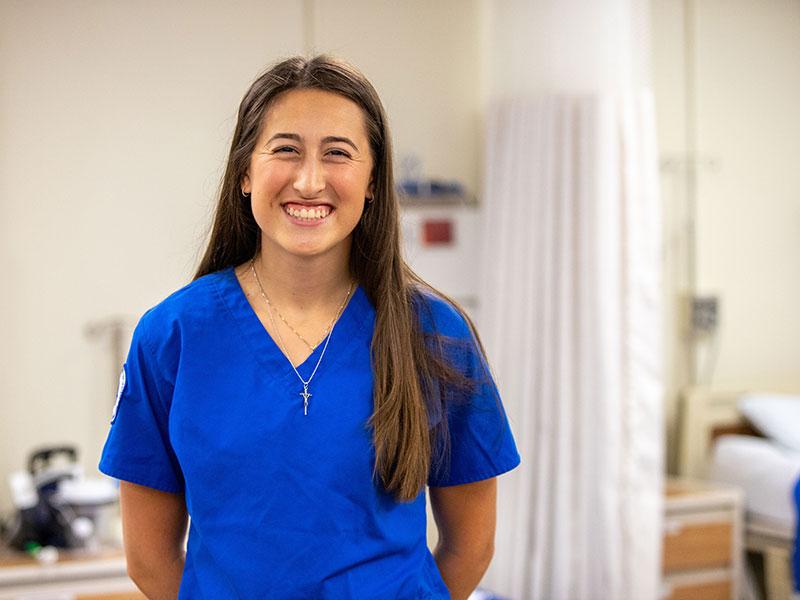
249, 258, 354, 416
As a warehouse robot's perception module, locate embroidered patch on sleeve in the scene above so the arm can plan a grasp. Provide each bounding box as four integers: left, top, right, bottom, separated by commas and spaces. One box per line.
110, 364, 127, 425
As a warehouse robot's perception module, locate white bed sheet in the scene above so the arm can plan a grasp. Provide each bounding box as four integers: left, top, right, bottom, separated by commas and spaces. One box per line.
709, 434, 800, 531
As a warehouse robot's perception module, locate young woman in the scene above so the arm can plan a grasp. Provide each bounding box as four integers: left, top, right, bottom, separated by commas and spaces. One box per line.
99, 55, 520, 600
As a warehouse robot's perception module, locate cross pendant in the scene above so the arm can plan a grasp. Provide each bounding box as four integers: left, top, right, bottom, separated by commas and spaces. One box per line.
300, 384, 312, 416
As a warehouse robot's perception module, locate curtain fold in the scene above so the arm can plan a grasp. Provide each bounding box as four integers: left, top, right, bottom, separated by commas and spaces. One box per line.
479, 92, 664, 600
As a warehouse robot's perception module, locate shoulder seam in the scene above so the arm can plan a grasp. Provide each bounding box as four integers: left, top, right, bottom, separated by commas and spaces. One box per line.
136, 314, 176, 401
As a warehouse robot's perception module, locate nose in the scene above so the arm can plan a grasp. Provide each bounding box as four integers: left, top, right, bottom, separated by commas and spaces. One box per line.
292, 155, 325, 198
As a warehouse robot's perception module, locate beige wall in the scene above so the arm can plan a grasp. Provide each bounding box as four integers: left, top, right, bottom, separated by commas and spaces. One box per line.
692, 0, 800, 388
652, 0, 800, 471
0, 0, 483, 514
652, 0, 691, 473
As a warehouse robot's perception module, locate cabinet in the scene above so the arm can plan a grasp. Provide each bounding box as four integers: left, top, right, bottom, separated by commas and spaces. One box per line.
661, 478, 744, 600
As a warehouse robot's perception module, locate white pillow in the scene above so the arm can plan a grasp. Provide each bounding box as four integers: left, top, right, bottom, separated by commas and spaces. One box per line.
738, 393, 800, 452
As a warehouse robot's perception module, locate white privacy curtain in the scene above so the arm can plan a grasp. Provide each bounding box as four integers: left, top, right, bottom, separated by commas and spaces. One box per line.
478, 93, 664, 600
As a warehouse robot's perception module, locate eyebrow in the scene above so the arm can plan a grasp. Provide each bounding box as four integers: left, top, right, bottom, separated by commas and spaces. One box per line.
266, 133, 360, 152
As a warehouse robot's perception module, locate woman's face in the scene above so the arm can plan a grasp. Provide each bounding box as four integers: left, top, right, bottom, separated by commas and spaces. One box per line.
242, 88, 374, 264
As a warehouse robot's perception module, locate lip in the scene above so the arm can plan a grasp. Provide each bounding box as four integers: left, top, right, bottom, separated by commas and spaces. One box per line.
281, 201, 334, 209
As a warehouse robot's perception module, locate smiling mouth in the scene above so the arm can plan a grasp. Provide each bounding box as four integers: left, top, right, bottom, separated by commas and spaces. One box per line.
282, 202, 333, 222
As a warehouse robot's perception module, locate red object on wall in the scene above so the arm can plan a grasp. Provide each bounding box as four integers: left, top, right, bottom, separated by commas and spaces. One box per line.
422, 219, 454, 245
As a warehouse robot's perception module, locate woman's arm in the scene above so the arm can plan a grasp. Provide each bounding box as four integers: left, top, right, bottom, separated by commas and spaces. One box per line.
429, 477, 497, 600
120, 481, 189, 600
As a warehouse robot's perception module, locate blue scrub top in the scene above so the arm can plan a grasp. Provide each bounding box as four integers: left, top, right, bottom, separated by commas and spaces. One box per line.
99, 266, 520, 599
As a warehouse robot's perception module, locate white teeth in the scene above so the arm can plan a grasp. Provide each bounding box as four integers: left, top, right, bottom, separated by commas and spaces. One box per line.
285, 205, 330, 220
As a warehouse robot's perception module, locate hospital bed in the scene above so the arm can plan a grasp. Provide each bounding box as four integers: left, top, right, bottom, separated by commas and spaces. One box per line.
678, 387, 799, 600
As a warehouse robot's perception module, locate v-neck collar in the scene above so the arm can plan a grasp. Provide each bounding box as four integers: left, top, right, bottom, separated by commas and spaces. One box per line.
213, 265, 373, 392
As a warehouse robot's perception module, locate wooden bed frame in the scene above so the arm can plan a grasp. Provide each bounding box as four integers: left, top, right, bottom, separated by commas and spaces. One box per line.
677, 386, 796, 600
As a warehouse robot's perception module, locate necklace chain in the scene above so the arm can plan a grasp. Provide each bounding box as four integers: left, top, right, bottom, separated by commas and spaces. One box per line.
272, 295, 337, 351
249, 257, 354, 415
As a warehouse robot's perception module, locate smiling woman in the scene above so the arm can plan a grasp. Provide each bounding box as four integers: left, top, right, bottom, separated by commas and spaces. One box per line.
98, 55, 520, 600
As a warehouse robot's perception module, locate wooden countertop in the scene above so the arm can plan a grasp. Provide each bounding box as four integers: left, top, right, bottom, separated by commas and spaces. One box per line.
0, 545, 125, 568
0, 544, 128, 586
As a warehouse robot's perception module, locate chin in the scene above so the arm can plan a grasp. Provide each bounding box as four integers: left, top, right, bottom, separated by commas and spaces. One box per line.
286, 242, 335, 258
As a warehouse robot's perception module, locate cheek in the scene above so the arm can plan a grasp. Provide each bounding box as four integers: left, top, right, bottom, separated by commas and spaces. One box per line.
329, 168, 372, 197
254, 163, 293, 193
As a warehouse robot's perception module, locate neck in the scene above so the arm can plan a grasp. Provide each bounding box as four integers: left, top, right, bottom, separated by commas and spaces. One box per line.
251, 240, 354, 313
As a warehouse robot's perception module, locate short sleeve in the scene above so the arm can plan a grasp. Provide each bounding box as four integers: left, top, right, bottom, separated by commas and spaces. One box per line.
423, 297, 521, 487
98, 311, 185, 494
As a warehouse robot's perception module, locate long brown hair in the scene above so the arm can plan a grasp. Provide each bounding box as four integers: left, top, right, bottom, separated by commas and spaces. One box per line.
194, 55, 494, 502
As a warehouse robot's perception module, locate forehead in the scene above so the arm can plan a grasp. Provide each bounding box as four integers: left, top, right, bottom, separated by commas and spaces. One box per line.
261, 88, 369, 140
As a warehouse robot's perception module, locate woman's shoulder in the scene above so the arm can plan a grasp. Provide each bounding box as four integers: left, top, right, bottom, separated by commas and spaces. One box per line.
410, 284, 474, 340
133, 267, 231, 354
142, 267, 226, 319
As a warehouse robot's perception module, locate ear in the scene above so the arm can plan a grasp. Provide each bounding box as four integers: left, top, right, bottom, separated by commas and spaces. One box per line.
241, 173, 251, 196
366, 177, 375, 200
